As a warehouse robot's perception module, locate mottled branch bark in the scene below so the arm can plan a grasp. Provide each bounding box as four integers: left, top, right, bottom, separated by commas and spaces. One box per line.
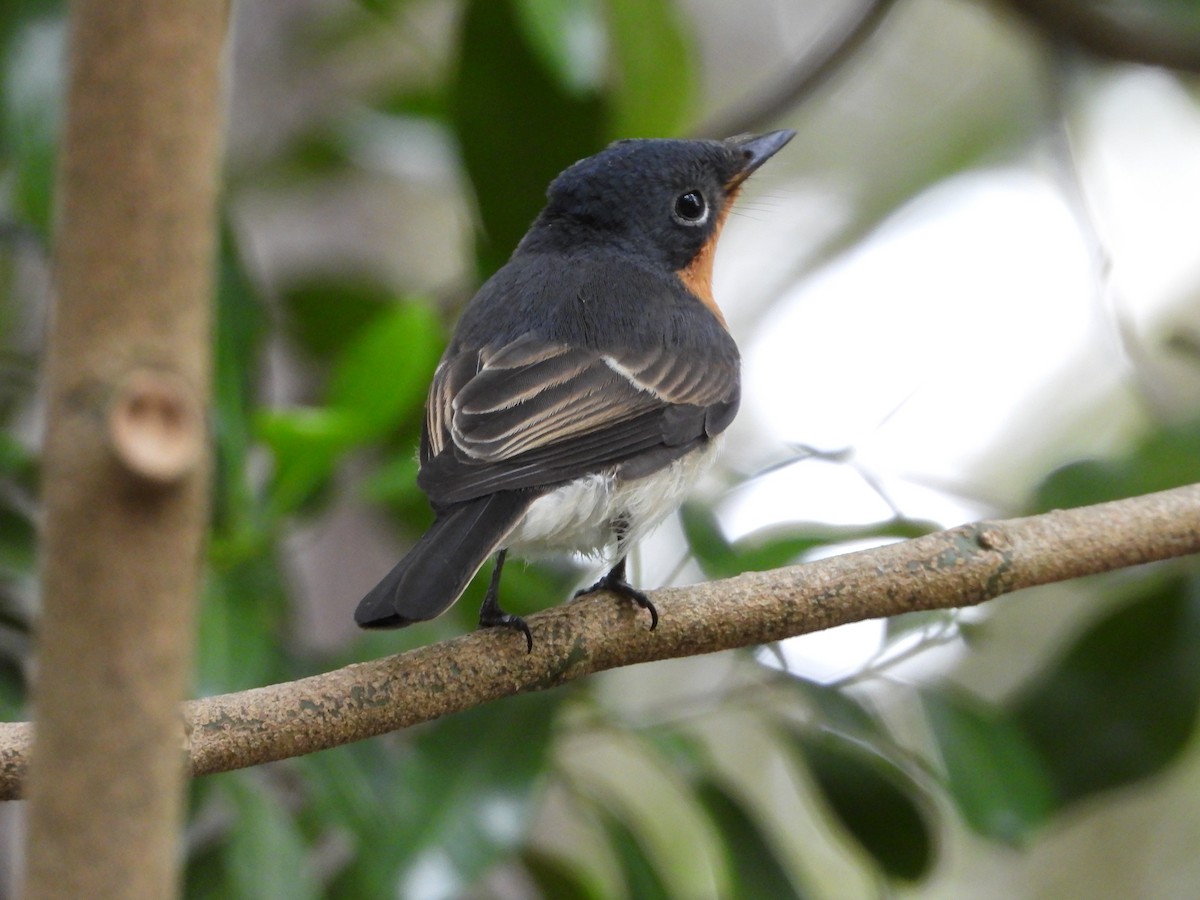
0, 483, 1196, 801
24, 2, 226, 898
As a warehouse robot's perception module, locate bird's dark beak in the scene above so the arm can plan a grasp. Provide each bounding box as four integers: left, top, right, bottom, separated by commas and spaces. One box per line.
726, 130, 796, 186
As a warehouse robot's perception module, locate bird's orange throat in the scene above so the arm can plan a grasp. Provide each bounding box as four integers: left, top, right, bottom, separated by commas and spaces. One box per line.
675, 187, 740, 328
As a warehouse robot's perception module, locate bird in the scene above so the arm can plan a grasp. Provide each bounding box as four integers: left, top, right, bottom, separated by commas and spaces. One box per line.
355, 130, 795, 651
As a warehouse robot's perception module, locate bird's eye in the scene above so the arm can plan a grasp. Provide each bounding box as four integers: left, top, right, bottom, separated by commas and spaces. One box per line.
673, 190, 708, 224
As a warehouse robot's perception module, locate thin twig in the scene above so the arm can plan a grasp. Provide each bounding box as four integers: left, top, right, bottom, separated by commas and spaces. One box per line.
693, 0, 902, 139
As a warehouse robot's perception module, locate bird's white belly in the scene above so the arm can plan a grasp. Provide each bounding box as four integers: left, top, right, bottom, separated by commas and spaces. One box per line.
507, 439, 722, 560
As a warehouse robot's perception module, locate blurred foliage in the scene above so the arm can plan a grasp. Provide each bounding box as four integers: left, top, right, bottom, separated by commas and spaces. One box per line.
789, 728, 935, 882
2, 0, 1200, 897
1012, 573, 1200, 805
920, 688, 1054, 845
1035, 419, 1200, 510
681, 502, 936, 580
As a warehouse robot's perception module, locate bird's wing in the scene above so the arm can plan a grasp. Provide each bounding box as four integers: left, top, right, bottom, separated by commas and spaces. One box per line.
419, 333, 738, 505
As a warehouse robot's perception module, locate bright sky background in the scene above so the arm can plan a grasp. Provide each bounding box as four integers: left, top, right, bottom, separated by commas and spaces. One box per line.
666, 69, 1200, 682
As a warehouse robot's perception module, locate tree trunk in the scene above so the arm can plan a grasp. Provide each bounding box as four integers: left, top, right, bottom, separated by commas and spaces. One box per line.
23, 1, 226, 897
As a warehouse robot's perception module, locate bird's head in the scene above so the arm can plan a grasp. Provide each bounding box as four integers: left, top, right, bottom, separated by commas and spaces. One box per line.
520, 131, 796, 294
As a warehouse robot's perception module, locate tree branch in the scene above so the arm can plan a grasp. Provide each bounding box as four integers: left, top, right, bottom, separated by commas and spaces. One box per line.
0, 483, 1197, 800
697, 0, 1200, 146
1000, 0, 1200, 73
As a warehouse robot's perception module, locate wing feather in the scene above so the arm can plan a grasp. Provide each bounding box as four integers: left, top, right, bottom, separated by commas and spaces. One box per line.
419, 333, 738, 505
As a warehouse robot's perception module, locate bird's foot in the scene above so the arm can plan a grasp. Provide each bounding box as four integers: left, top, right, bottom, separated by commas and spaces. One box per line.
477, 548, 533, 652
575, 565, 659, 631
478, 605, 533, 654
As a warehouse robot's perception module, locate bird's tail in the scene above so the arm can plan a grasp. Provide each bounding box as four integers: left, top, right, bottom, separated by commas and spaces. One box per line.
354, 493, 530, 629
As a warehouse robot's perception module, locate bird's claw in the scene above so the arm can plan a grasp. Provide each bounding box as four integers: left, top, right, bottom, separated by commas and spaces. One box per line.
576, 573, 659, 631
479, 608, 533, 653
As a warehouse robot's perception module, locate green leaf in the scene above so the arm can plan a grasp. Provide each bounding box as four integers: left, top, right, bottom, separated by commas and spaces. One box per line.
450, 553, 581, 631
10, 126, 55, 237
350, 0, 421, 17
0, 658, 26, 719
521, 849, 607, 900
0, 344, 37, 421
921, 688, 1055, 845
256, 407, 363, 518
302, 696, 564, 900
599, 808, 672, 900
212, 223, 268, 545
695, 779, 811, 898
2, 13, 65, 236
197, 555, 291, 694
0, 1, 64, 67
603, 0, 696, 138
678, 504, 735, 572
678, 502, 740, 577
1011, 573, 1200, 805
223, 774, 318, 900
279, 277, 396, 363
0, 432, 35, 485
297, 743, 406, 897
360, 452, 425, 508
264, 128, 354, 182
372, 85, 451, 123
398, 693, 564, 896
735, 519, 935, 576
326, 299, 442, 438
1106, 0, 1200, 33
513, 0, 606, 95
780, 676, 886, 746
0, 503, 33, 583
254, 300, 440, 520
640, 725, 708, 776
789, 729, 935, 882
1035, 458, 1124, 511
185, 844, 229, 899
309, 691, 565, 898
1035, 419, 1200, 511
452, 0, 605, 274
681, 503, 935, 580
